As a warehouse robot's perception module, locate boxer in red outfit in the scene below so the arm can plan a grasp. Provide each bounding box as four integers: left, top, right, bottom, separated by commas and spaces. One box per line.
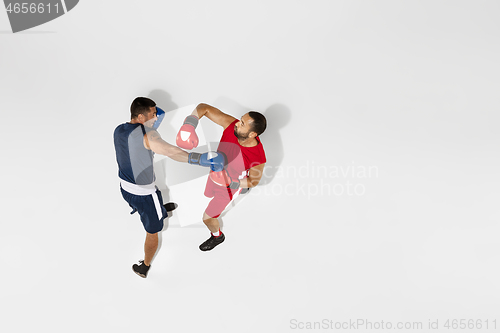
176, 103, 267, 251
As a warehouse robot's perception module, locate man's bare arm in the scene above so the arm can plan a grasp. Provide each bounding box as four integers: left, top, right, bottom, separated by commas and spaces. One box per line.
144, 130, 188, 163
191, 103, 236, 130
239, 163, 266, 188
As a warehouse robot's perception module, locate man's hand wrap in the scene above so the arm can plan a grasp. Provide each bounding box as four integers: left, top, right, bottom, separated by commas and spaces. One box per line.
188, 151, 225, 172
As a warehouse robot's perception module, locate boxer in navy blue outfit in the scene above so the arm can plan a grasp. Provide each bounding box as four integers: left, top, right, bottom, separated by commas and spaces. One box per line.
114, 97, 225, 278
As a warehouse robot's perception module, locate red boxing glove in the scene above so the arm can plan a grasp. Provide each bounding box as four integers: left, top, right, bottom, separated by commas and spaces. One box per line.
210, 170, 240, 189
176, 115, 199, 150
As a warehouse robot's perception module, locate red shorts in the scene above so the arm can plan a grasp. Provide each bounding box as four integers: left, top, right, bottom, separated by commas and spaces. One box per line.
204, 177, 240, 218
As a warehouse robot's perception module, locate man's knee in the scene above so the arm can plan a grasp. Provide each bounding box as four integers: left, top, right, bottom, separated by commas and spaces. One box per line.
203, 212, 218, 223
146, 232, 158, 239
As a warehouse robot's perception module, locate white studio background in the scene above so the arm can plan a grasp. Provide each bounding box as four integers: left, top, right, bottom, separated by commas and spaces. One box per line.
1, 1, 499, 332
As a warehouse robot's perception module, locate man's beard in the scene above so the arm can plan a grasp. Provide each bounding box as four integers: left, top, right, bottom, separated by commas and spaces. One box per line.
234, 127, 249, 140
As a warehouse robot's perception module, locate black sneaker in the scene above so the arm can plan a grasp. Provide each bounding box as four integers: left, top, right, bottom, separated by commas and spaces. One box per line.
199, 232, 225, 251
132, 260, 150, 278
163, 202, 178, 212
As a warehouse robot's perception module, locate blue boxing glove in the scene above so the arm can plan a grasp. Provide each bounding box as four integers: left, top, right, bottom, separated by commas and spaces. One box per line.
188, 151, 226, 172
153, 107, 166, 129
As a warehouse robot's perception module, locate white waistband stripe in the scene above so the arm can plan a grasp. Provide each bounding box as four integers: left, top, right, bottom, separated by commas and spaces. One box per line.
120, 179, 156, 196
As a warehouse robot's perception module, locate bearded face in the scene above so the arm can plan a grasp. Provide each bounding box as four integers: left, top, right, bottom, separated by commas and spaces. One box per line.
234, 113, 258, 141
234, 126, 250, 140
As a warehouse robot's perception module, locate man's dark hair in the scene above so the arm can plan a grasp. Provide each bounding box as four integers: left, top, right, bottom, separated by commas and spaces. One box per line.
131, 97, 156, 119
248, 111, 267, 136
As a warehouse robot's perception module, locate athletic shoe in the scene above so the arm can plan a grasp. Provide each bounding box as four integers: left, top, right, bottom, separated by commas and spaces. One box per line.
163, 202, 178, 212
132, 260, 150, 278
199, 232, 225, 251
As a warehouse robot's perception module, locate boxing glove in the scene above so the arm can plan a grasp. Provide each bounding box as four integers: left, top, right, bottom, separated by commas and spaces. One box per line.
188, 151, 225, 172
210, 170, 240, 189
152, 107, 165, 129
176, 115, 199, 150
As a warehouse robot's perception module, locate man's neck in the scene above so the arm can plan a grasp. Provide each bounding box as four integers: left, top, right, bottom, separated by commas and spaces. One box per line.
238, 137, 258, 147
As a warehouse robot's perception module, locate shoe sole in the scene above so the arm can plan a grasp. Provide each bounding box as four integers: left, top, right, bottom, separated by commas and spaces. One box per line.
132, 268, 147, 278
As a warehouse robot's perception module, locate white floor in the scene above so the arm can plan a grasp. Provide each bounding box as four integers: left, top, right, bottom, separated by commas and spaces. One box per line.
1, 1, 499, 332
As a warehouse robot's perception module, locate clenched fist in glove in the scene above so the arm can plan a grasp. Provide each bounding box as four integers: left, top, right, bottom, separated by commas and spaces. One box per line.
176, 115, 199, 150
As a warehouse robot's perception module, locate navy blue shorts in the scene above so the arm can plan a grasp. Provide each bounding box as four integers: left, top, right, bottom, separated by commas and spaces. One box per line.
121, 187, 167, 234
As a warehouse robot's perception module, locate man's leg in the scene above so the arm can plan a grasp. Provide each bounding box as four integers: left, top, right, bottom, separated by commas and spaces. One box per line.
144, 232, 158, 266
199, 211, 225, 251
131, 190, 164, 278
203, 212, 220, 233
132, 232, 158, 278
199, 191, 232, 251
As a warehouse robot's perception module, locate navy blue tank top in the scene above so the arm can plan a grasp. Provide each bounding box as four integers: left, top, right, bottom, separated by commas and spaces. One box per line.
114, 123, 155, 185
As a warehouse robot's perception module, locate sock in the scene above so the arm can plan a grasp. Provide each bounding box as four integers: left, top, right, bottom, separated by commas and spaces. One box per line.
212, 230, 220, 237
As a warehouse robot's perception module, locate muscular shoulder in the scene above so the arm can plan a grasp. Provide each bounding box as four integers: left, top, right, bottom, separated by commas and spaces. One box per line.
221, 120, 238, 139
143, 128, 161, 149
